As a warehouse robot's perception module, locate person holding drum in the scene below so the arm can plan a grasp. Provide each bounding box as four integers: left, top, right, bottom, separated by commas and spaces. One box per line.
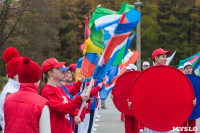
140, 61, 150, 132
124, 64, 140, 133
146, 48, 196, 133
180, 62, 197, 133
146, 48, 171, 133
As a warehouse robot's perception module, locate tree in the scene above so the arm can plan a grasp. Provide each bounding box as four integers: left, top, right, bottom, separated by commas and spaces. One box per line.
0, 0, 30, 76
0, 0, 30, 49
58, 0, 91, 65
139, 0, 161, 64
4, 0, 61, 65
190, 0, 200, 52
157, 0, 195, 67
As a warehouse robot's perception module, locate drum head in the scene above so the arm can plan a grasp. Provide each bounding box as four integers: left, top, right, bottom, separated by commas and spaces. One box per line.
112, 71, 141, 116
187, 74, 200, 120
131, 66, 195, 131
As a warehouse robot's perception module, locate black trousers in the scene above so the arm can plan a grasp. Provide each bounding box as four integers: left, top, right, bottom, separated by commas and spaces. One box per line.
87, 110, 95, 133
74, 125, 78, 133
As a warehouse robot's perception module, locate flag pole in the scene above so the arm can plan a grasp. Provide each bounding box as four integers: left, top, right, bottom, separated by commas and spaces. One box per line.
77, 78, 95, 118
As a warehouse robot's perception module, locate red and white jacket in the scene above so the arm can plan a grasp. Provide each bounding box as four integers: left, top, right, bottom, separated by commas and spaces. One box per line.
41, 84, 82, 133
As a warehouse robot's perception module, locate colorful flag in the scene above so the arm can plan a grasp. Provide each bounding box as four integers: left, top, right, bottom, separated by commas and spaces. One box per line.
76, 57, 83, 81
80, 53, 100, 77
83, 38, 104, 56
89, 3, 135, 49
113, 32, 136, 66
166, 51, 176, 65
89, 2, 135, 28
95, 15, 121, 48
81, 17, 90, 51
117, 2, 135, 14
119, 50, 140, 75
95, 14, 121, 31
81, 3, 137, 79
100, 51, 140, 100
194, 63, 200, 76
178, 52, 200, 68
89, 8, 116, 29
96, 17, 136, 66
92, 10, 141, 80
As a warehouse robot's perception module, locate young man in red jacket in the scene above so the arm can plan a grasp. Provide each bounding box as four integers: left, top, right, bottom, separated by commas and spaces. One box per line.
146, 48, 172, 133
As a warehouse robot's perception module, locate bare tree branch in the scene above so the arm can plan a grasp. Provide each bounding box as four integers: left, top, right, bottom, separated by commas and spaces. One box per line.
0, 0, 30, 48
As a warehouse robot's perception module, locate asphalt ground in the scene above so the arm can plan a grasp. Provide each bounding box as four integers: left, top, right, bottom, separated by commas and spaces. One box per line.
95, 97, 200, 133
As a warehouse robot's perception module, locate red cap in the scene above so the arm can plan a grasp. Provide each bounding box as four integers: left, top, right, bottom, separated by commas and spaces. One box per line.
152, 48, 170, 60
67, 64, 77, 71
18, 57, 41, 83
41, 57, 65, 73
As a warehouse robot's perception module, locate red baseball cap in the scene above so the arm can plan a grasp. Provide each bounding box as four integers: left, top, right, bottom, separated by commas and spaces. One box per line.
67, 64, 77, 71
152, 48, 170, 60
41, 57, 65, 73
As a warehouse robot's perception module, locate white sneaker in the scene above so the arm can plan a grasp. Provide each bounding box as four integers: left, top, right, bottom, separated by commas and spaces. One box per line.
94, 128, 97, 131
97, 114, 101, 118
94, 124, 98, 127
95, 119, 100, 122
140, 129, 144, 132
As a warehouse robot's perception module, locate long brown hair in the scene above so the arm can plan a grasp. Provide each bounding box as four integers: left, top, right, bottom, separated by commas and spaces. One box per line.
38, 68, 53, 94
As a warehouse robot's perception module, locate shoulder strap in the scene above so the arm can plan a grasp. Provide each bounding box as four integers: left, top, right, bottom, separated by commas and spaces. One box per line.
60, 85, 74, 99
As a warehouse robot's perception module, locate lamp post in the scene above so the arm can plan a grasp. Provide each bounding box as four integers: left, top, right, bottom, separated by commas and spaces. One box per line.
134, 0, 142, 71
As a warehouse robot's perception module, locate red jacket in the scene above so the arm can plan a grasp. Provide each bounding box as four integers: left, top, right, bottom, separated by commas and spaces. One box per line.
4, 83, 49, 133
80, 85, 101, 121
65, 80, 82, 97
41, 84, 82, 133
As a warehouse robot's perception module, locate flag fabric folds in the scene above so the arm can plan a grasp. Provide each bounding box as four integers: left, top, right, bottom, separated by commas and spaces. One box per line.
178, 52, 200, 68
76, 57, 84, 81
100, 51, 140, 100
88, 2, 135, 49
92, 9, 141, 80
80, 3, 139, 79
83, 38, 104, 56
80, 53, 100, 77
194, 63, 200, 76
166, 51, 176, 65
81, 17, 90, 51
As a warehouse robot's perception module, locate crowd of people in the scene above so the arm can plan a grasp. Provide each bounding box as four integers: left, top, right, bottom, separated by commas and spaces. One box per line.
0, 47, 103, 133
0, 47, 198, 133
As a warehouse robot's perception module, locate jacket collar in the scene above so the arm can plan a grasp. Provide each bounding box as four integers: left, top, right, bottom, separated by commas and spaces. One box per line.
19, 83, 39, 93
8, 78, 20, 89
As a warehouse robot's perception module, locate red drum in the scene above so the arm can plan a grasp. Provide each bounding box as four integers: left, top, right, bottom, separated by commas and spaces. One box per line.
131, 65, 195, 131
112, 71, 141, 116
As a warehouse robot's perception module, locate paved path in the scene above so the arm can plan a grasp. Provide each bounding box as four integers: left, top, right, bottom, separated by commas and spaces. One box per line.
95, 97, 200, 133
96, 97, 124, 133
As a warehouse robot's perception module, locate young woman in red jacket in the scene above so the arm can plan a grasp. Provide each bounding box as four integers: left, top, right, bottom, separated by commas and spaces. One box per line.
40, 57, 89, 133
4, 57, 51, 133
